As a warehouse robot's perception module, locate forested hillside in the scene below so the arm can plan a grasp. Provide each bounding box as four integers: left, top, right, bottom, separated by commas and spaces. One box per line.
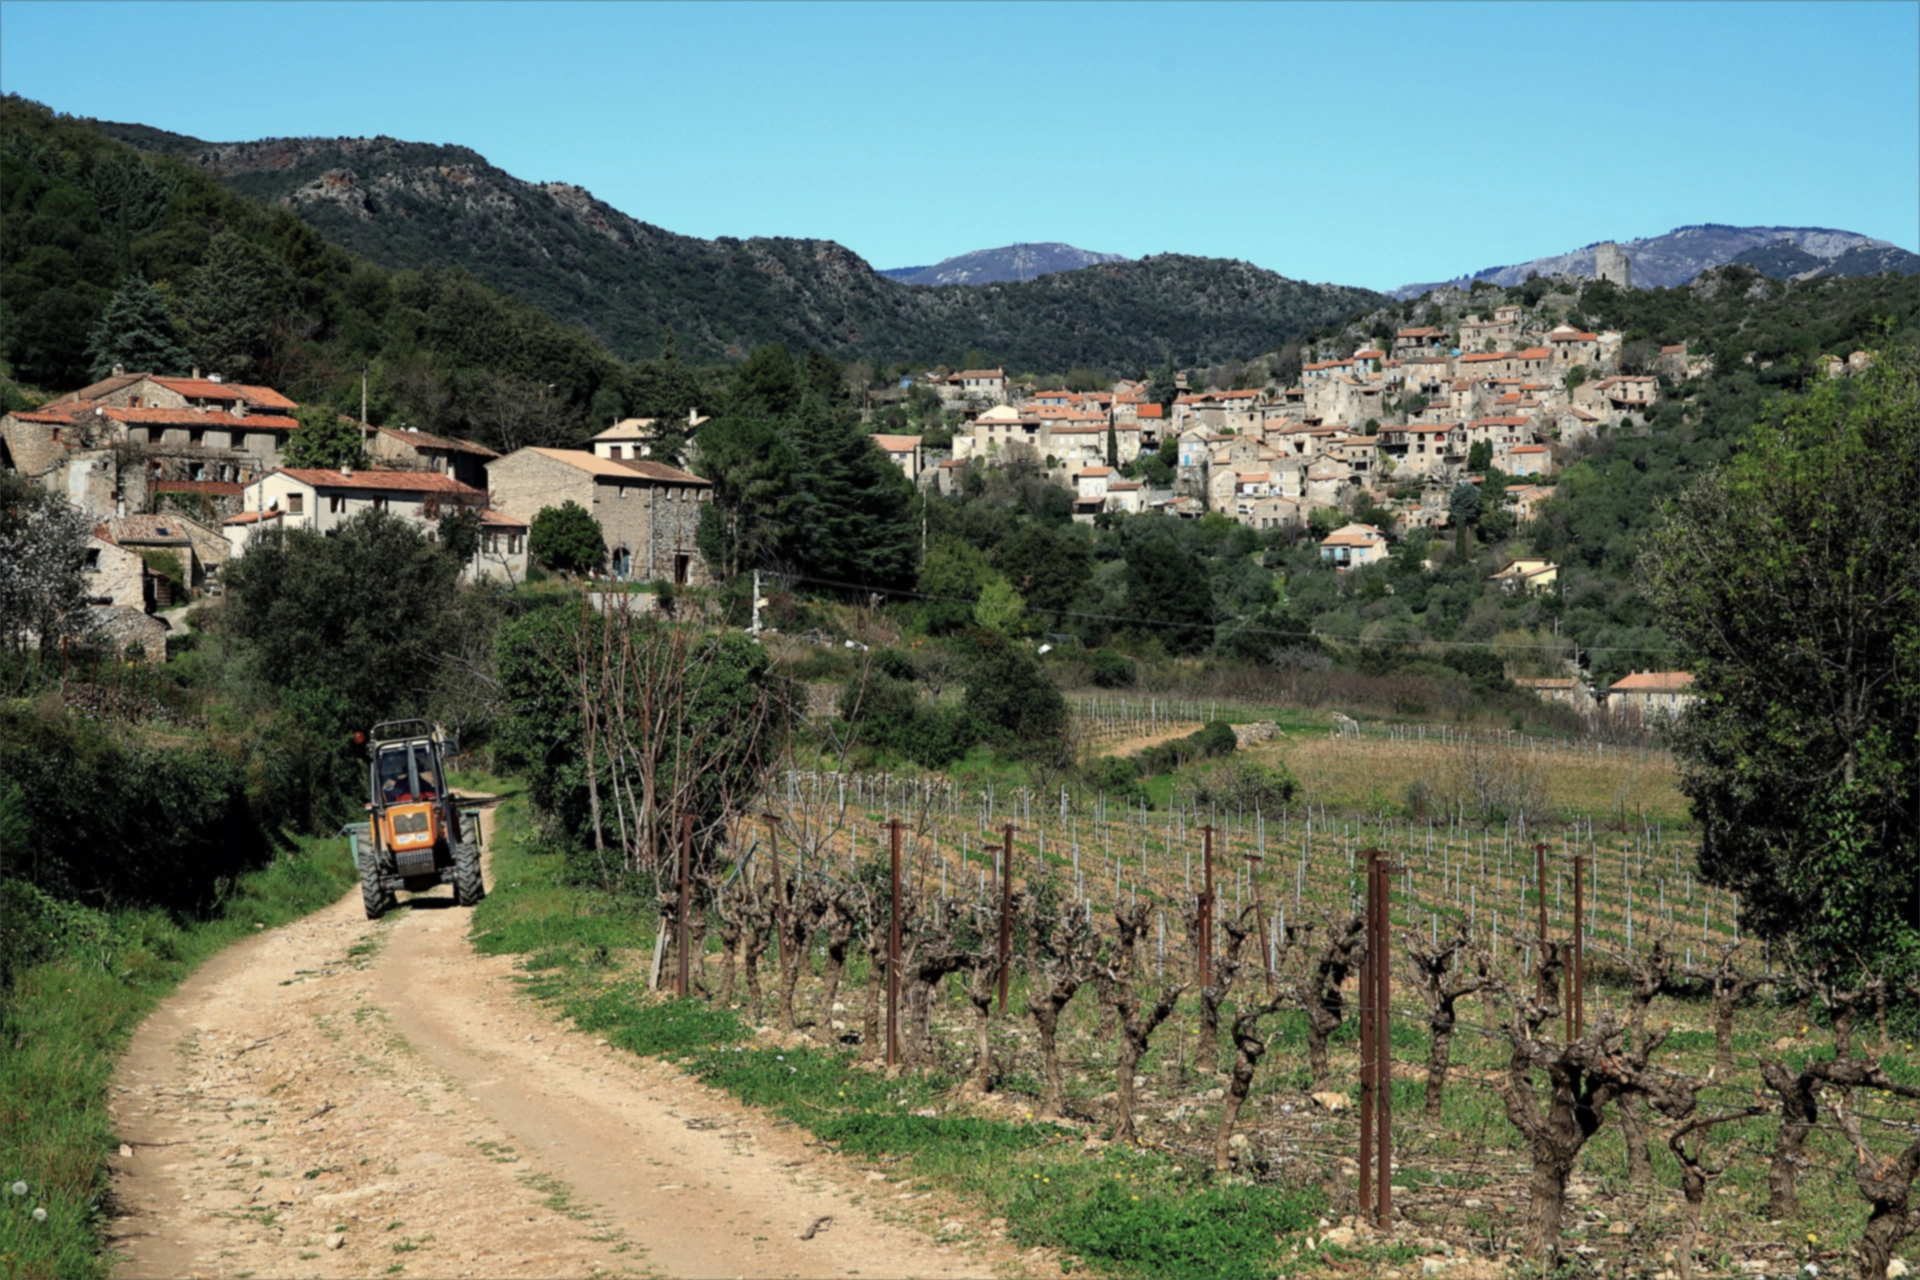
93, 121, 1383, 370
0, 96, 715, 450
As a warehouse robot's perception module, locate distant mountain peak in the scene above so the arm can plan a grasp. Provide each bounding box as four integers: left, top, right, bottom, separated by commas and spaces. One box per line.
1394, 224, 1914, 298
881, 242, 1129, 287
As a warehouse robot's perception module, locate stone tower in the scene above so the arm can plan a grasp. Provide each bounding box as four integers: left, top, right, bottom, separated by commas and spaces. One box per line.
1594, 242, 1631, 289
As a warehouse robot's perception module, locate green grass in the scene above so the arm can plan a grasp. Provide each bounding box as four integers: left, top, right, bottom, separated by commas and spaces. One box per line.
0, 833, 359, 1280
471, 786, 1325, 1278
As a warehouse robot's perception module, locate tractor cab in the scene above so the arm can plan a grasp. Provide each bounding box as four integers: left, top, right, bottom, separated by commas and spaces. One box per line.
352, 720, 484, 918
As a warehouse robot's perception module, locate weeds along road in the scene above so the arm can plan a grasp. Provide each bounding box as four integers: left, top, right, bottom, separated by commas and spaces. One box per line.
108, 813, 1002, 1280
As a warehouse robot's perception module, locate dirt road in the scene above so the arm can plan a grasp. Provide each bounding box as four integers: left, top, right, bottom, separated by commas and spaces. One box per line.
109, 829, 1006, 1280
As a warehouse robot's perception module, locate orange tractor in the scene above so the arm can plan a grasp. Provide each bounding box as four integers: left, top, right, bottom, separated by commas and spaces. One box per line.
353, 720, 484, 920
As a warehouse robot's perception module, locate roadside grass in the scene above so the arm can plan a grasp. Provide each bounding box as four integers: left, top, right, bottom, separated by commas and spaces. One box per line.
0, 833, 358, 1280
473, 788, 1325, 1277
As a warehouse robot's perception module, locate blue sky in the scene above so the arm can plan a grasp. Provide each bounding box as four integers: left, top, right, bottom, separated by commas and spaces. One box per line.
3, 1, 1915, 291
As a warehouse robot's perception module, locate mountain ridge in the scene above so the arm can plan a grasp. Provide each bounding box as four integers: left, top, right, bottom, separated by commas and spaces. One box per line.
94, 122, 1380, 372
881, 242, 1130, 286
1394, 223, 1915, 298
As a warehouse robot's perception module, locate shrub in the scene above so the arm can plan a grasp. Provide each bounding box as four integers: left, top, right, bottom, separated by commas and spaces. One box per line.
1089, 649, 1137, 688
528, 500, 606, 575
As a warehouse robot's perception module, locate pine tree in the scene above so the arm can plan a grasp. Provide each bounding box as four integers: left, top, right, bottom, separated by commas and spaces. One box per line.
84, 275, 189, 380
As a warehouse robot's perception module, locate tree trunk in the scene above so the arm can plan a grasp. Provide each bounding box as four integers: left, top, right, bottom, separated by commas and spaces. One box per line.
1033, 1004, 1064, 1118
970, 990, 994, 1091
1618, 1093, 1654, 1183
1713, 996, 1736, 1073
818, 937, 848, 1045
1425, 1013, 1455, 1124
1677, 1173, 1706, 1280
1835, 1003, 1856, 1058
1522, 1154, 1573, 1262
1760, 1060, 1817, 1219
1113, 1029, 1144, 1145
1306, 998, 1340, 1090
1214, 1009, 1275, 1171
861, 942, 885, 1060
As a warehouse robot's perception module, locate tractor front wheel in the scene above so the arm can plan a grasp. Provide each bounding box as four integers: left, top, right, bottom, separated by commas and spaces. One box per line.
360, 850, 395, 920
453, 840, 485, 907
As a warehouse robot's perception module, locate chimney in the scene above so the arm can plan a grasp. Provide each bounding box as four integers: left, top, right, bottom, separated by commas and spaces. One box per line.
112, 363, 125, 378
192, 367, 201, 380
341, 464, 353, 478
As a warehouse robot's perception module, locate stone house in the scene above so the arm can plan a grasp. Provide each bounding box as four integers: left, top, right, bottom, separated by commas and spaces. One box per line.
1514, 676, 1595, 715
1606, 671, 1697, 722
1502, 443, 1551, 476
368, 426, 498, 489
94, 513, 226, 598
1240, 493, 1307, 532
1319, 522, 1388, 571
1103, 479, 1145, 516
83, 534, 147, 610
471, 510, 531, 585
1489, 557, 1558, 594
486, 448, 712, 586
1394, 326, 1447, 358
1548, 327, 1601, 368
953, 368, 1008, 406
871, 433, 925, 483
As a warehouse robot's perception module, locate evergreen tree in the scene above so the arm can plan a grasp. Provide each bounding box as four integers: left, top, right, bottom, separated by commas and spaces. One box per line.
280, 405, 368, 471
529, 501, 606, 576
1122, 527, 1215, 655
83, 275, 189, 380
690, 414, 800, 578
173, 230, 290, 377
1106, 419, 1119, 468
786, 394, 918, 589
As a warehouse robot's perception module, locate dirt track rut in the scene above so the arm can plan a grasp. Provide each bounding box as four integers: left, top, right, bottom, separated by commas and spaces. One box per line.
108, 822, 1003, 1280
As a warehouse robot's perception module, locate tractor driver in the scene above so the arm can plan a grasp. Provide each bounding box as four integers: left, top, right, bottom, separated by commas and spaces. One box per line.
379, 749, 412, 803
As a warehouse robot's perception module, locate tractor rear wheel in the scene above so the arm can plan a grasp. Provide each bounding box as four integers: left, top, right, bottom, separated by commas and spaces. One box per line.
453, 840, 485, 907
360, 850, 395, 920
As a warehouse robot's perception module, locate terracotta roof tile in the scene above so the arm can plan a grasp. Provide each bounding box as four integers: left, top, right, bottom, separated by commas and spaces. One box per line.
277, 468, 486, 496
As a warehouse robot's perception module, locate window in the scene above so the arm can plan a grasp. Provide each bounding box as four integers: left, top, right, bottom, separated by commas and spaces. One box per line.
329, 495, 345, 514
372, 496, 388, 512
617, 485, 628, 499
287, 493, 304, 515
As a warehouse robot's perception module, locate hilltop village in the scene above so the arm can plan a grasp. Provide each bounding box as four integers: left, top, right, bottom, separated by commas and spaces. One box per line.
0, 245, 1748, 716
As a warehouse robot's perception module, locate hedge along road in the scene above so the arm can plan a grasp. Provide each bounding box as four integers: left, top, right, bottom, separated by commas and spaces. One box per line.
108, 802, 1002, 1280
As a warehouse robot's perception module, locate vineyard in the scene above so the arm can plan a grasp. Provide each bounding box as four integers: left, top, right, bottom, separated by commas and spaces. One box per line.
606, 717, 1920, 1278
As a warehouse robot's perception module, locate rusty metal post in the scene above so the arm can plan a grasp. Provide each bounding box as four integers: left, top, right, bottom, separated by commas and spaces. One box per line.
1376, 850, 1392, 1228
1199, 824, 1215, 988
1572, 852, 1586, 1040
1246, 848, 1273, 995
677, 813, 693, 998
887, 818, 902, 1068
1358, 850, 1374, 1221
998, 825, 1013, 1013
765, 814, 787, 971
1535, 842, 1549, 1005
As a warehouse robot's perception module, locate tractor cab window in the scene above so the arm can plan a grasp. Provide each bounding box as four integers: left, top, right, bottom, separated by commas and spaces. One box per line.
410, 742, 440, 799
378, 746, 413, 803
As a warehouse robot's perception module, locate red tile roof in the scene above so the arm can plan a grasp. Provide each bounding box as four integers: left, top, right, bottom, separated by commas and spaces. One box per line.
1136, 404, 1164, 418
277, 468, 486, 496
1550, 331, 1600, 342
110, 407, 301, 429
375, 426, 499, 458
1609, 671, 1695, 694
477, 509, 528, 529
150, 377, 298, 409
613, 458, 712, 485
